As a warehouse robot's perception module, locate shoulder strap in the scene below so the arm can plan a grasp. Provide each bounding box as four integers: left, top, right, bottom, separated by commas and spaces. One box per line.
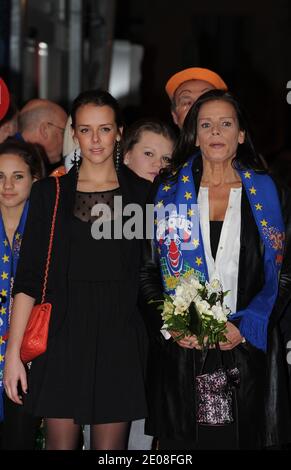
41, 176, 60, 303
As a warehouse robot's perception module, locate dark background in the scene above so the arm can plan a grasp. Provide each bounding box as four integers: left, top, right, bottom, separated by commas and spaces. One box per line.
1, 0, 291, 174
115, 0, 291, 168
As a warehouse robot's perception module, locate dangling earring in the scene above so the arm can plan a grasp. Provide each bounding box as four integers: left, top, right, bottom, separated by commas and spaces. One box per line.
115, 140, 121, 171
71, 148, 79, 166
71, 148, 81, 178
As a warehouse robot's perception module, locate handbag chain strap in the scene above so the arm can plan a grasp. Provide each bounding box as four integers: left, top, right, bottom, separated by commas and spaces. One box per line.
40, 176, 60, 304
199, 342, 224, 375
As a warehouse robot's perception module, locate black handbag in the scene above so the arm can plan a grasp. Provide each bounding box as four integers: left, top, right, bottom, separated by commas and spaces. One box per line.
195, 346, 240, 426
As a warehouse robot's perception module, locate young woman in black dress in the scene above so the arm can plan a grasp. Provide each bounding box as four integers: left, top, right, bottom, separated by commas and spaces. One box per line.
4, 90, 150, 450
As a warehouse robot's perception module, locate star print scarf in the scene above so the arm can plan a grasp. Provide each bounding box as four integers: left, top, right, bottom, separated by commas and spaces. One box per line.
0, 201, 29, 421
154, 155, 285, 351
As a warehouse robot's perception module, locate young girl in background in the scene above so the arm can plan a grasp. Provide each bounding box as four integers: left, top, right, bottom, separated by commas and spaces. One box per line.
123, 119, 176, 182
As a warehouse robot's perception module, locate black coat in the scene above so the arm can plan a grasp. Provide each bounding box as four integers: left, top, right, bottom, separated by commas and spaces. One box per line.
140, 157, 291, 449
14, 164, 151, 390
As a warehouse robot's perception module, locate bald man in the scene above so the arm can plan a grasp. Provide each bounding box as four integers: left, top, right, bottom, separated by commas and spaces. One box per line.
18, 99, 67, 171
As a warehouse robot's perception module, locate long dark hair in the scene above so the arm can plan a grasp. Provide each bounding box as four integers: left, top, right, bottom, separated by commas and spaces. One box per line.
0, 139, 46, 179
167, 89, 267, 177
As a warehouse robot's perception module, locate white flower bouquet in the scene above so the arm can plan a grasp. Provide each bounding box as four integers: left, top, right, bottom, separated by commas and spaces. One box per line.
158, 273, 231, 347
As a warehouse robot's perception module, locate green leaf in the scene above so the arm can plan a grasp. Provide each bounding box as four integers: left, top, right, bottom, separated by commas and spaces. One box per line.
207, 292, 217, 306
163, 293, 173, 301
188, 302, 202, 336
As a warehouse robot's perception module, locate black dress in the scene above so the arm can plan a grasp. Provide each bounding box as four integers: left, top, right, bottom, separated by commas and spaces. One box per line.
24, 188, 148, 425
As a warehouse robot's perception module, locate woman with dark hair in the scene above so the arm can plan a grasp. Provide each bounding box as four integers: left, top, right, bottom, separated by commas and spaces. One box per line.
3, 90, 150, 450
123, 119, 176, 182
0, 139, 45, 448
141, 89, 291, 449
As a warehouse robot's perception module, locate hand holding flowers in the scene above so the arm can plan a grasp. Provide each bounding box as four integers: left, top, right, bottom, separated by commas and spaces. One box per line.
157, 273, 231, 349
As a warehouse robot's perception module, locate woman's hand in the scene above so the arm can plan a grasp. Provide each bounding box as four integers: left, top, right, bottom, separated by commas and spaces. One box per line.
219, 321, 245, 350
3, 353, 27, 405
169, 323, 245, 350
169, 331, 202, 349
2, 293, 35, 404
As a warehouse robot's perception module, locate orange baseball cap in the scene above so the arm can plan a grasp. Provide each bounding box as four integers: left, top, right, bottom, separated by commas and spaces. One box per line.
165, 67, 228, 100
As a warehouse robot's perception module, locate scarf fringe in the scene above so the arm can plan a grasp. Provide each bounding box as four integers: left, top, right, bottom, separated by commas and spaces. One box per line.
239, 313, 268, 352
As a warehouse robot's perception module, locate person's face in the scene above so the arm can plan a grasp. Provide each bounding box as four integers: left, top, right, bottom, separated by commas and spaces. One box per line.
73, 104, 122, 168
124, 130, 173, 181
195, 100, 245, 165
0, 154, 34, 209
172, 80, 215, 129
45, 109, 67, 163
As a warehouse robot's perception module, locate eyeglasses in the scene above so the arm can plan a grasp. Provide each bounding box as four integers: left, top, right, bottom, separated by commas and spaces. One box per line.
47, 122, 65, 135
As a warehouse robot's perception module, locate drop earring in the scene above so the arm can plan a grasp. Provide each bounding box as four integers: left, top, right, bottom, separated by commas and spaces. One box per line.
71, 148, 79, 166
71, 148, 81, 178
115, 140, 121, 171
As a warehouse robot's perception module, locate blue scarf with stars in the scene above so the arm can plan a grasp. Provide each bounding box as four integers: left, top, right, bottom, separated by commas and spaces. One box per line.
154, 155, 285, 351
0, 201, 29, 421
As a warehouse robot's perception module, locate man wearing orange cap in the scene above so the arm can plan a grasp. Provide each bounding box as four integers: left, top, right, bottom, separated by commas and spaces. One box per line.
165, 67, 227, 128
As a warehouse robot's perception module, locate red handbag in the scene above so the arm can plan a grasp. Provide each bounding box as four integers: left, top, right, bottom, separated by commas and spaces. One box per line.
20, 176, 60, 363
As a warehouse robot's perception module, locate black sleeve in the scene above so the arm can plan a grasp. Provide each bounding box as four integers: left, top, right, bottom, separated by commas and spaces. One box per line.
139, 178, 165, 339
13, 179, 52, 301
270, 183, 291, 328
